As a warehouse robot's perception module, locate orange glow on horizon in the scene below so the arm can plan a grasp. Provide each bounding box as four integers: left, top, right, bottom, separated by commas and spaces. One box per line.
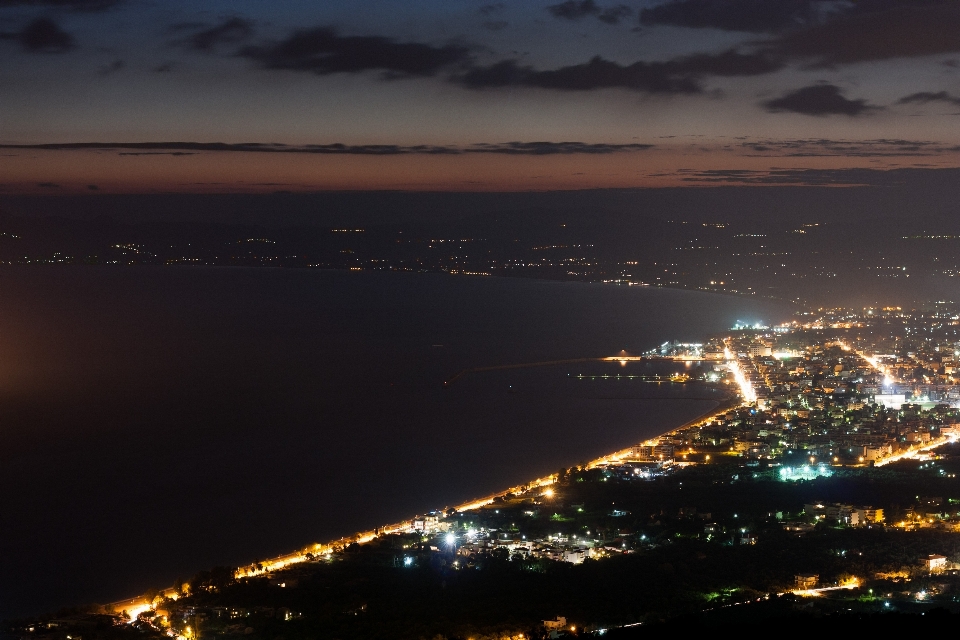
5, 143, 960, 194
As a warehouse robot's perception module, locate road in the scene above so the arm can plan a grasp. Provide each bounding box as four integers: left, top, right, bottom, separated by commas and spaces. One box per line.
109, 351, 739, 620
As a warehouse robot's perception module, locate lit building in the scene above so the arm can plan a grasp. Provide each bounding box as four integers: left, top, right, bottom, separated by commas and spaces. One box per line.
923, 554, 947, 572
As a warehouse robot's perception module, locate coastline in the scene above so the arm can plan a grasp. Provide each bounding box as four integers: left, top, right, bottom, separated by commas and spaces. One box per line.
0, 269, 791, 622
109, 381, 740, 619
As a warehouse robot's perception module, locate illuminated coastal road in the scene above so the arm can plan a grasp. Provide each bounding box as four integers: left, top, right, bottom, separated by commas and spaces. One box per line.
111, 344, 951, 624
109, 352, 740, 621
873, 433, 958, 466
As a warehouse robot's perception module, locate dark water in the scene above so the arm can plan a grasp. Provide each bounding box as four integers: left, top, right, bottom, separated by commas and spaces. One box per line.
0, 268, 791, 619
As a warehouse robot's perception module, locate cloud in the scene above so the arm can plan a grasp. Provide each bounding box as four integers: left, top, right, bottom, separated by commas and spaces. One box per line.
598, 5, 633, 24
639, 0, 826, 33
117, 151, 196, 156
466, 141, 653, 154
239, 27, 470, 77
17, 17, 73, 52
458, 49, 781, 93
668, 48, 784, 76
0, 141, 655, 155
640, 1, 960, 66
190, 18, 253, 51
762, 84, 879, 116
459, 58, 696, 93
739, 138, 954, 157
771, 1, 960, 66
36, 181, 60, 188
87, 184, 98, 190
547, 0, 633, 24
897, 91, 960, 106
234, 25, 777, 94
547, 1, 601, 20
676, 166, 960, 186
0, 0, 120, 10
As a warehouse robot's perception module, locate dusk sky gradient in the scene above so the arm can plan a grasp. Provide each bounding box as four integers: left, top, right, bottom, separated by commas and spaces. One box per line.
4, 0, 960, 191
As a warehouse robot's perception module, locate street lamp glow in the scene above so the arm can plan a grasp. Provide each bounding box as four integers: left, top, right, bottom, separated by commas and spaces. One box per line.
445, 533, 456, 546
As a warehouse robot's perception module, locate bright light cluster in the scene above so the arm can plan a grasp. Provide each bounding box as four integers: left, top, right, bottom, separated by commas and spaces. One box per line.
779, 465, 833, 481
727, 360, 756, 403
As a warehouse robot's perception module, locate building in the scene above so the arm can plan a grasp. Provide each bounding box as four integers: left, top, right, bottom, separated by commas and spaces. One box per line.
543, 616, 567, 631
630, 444, 674, 462
795, 574, 818, 589
749, 344, 773, 357
923, 554, 947, 572
874, 394, 906, 408
857, 507, 884, 524
413, 514, 443, 533
806, 502, 883, 525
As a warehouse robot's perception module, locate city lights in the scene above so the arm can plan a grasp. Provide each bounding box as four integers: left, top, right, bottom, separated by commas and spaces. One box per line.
779, 465, 833, 482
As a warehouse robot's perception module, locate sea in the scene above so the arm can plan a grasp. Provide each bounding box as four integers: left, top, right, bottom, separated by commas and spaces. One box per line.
0, 268, 792, 619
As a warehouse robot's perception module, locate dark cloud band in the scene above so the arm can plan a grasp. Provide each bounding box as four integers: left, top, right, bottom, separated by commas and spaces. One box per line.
898, 91, 960, 107
458, 49, 781, 94
640, 0, 823, 33
239, 27, 470, 77
0, 141, 655, 155
678, 166, 960, 186
739, 138, 958, 157
640, 1, 960, 67
15, 17, 73, 52
547, 1, 602, 20
763, 84, 879, 117
547, 1, 634, 24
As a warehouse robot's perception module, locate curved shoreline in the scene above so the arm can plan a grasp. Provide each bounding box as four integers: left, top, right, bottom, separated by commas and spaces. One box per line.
108, 385, 740, 619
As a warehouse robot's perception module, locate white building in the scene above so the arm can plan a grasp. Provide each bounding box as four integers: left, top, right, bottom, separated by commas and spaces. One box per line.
923, 554, 947, 571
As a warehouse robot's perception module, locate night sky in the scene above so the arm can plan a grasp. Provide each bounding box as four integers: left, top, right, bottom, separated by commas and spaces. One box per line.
3, 0, 960, 192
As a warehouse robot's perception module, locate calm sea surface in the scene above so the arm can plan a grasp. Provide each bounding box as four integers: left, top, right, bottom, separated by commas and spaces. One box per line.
0, 268, 791, 618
